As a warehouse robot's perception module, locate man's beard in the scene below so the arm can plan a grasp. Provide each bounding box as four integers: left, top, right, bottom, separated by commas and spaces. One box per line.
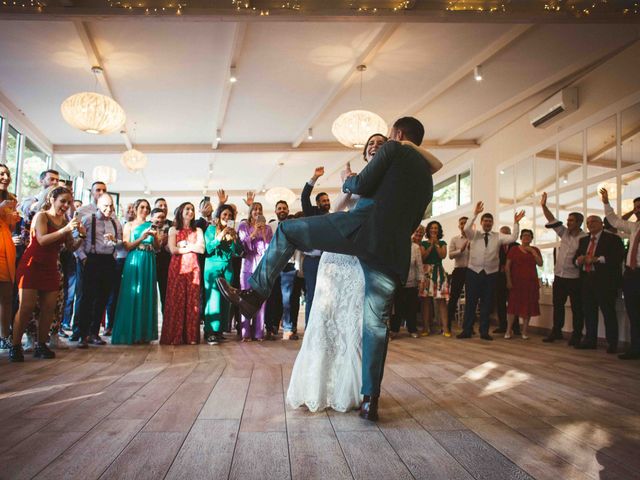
277, 213, 288, 221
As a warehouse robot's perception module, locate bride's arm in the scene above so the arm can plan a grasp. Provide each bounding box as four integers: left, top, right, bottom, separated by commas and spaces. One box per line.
401, 141, 443, 174
333, 192, 354, 212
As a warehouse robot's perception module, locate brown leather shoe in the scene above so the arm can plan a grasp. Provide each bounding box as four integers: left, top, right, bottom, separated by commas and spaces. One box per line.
216, 277, 265, 320
359, 395, 379, 422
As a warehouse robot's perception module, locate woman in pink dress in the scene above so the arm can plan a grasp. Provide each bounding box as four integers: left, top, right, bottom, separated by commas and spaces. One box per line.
160, 202, 205, 345
237, 202, 272, 341
505, 229, 543, 340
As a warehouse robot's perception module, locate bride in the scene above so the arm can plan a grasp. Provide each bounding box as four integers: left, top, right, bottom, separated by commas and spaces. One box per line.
286, 133, 442, 412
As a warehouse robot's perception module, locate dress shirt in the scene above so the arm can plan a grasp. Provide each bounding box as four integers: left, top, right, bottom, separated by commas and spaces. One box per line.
578, 230, 606, 271
405, 243, 425, 288
605, 203, 640, 268
448, 234, 469, 269
464, 215, 519, 274
76, 202, 98, 221
76, 211, 123, 261
545, 217, 586, 279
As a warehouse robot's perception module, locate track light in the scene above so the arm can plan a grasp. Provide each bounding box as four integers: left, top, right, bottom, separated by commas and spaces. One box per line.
216, 129, 222, 142
307, 128, 313, 140
229, 66, 237, 83
473, 65, 483, 82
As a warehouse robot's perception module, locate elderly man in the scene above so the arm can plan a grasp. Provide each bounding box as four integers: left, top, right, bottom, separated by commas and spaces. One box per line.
573, 212, 624, 353
74, 194, 123, 348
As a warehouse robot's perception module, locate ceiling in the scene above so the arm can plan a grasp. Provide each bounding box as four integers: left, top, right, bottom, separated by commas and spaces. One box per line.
0, 16, 639, 215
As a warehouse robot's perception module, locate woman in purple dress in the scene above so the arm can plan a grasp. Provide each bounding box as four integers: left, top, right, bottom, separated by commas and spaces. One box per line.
237, 202, 272, 341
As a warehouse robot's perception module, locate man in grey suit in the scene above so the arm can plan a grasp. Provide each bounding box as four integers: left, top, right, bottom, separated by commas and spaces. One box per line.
218, 117, 434, 421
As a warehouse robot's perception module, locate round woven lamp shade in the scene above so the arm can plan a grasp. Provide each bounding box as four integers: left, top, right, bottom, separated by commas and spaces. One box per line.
61, 92, 126, 135
331, 110, 387, 149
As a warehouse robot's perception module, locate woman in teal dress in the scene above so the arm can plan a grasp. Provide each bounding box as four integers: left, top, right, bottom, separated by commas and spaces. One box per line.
202, 204, 242, 345
420, 220, 450, 337
112, 199, 160, 345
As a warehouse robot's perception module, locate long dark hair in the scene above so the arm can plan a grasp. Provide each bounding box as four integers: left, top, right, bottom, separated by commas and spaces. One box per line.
0, 164, 12, 201
425, 220, 444, 240
362, 133, 387, 161
174, 202, 196, 231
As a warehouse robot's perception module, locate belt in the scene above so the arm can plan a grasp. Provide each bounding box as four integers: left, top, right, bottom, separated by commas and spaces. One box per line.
137, 244, 155, 252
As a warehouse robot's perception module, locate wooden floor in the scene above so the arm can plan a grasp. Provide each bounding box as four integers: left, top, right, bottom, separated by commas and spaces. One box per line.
0, 332, 639, 480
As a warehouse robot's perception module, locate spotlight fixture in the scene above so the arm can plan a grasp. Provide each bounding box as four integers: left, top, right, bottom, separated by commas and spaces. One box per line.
473, 65, 483, 82
144, 187, 151, 195
499, 169, 505, 175
229, 66, 237, 83
307, 127, 313, 140
216, 129, 222, 142
562, 174, 568, 184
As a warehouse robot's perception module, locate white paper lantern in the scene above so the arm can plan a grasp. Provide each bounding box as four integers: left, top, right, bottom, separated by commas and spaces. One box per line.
121, 148, 148, 172
265, 187, 296, 207
92, 165, 117, 185
61, 92, 126, 135
331, 110, 387, 149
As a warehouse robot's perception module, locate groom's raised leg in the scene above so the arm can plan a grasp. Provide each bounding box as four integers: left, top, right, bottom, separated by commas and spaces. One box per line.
248, 214, 356, 298
360, 262, 397, 398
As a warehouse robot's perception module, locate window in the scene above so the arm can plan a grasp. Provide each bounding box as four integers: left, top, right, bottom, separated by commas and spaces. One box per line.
21, 137, 48, 197
5, 125, 21, 191
426, 169, 472, 217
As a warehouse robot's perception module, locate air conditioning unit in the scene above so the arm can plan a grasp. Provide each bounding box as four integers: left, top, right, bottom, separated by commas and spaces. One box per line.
529, 87, 578, 128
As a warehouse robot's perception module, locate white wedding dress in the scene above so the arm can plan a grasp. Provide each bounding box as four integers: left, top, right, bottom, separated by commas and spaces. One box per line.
286, 195, 365, 413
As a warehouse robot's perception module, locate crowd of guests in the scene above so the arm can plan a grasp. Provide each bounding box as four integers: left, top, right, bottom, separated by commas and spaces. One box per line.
389, 190, 640, 361
0, 160, 639, 363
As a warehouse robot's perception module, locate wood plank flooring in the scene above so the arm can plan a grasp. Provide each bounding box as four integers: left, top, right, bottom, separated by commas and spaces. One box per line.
0, 331, 639, 480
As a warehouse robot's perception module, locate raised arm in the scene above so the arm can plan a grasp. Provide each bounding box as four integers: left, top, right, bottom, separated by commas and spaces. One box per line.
499, 210, 524, 245
301, 167, 323, 216
464, 202, 483, 239
601, 188, 635, 234
540, 192, 556, 223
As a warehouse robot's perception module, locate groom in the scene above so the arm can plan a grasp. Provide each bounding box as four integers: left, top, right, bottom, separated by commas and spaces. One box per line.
218, 117, 434, 421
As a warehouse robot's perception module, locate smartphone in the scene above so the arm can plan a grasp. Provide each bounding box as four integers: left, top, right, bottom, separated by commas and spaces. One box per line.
257, 215, 266, 226
227, 219, 235, 228
203, 196, 210, 203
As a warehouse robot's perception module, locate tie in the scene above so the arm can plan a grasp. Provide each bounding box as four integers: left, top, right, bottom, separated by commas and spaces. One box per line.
630, 230, 640, 269
585, 235, 597, 272
484, 233, 489, 247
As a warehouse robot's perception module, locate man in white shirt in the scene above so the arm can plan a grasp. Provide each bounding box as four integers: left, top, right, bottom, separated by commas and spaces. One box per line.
447, 216, 469, 333
602, 189, 640, 360
540, 192, 587, 345
457, 201, 523, 340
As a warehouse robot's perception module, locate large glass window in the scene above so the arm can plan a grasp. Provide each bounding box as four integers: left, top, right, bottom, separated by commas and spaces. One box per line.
21, 137, 48, 197
5, 125, 20, 191
426, 169, 472, 218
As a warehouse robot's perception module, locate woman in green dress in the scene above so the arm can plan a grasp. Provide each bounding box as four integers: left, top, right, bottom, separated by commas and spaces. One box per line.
203, 204, 242, 345
420, 220, 450, 337
112, 199, 160, 345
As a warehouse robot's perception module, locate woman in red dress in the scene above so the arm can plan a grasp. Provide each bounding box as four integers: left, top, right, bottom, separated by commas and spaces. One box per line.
505, 229, 543, 340
10, 186, 84, 361
160, 202, 205, 345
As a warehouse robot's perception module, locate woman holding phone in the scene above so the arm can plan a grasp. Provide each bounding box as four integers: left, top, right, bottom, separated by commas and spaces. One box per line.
203, 204, 242, 345
237, 202, 272, 341
160, 202, 205, 345
112, 199, 159, 345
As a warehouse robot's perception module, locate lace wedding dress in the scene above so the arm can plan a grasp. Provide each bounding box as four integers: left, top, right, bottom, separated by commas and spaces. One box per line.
286, 193, 365, 413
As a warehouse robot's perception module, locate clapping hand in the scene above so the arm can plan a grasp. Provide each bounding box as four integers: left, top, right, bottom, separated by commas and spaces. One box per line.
599, 188, 609, 205
514, 210, 526, 223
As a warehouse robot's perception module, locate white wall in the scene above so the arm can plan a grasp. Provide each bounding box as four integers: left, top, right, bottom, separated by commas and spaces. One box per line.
432, 41, 640, 340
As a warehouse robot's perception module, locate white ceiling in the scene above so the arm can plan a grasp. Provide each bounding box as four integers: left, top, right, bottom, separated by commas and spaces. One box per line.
1, 18, 639, 215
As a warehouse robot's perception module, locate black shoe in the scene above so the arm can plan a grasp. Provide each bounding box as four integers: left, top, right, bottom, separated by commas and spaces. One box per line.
69, 335, 80, 342
359, 396, 379, 422
33, 342, 56, 359
89, 335, 107, 346
9, 345, 24, 362
606, 345, 618, 354
480, 334, 494, 341
542, 336, 556, 343
456, 332, 472, 339
618, 351, 640, 360
77, 339, 89, 349
575, 342, 597, 350
493, 328, 506, 334
216, 278, 265, 320
568, 336, 581, 347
